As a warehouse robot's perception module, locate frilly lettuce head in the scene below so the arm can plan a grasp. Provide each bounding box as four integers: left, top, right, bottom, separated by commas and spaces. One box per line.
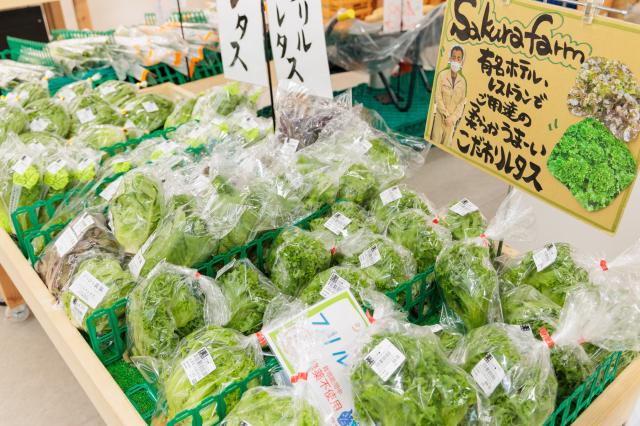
441, 202, 487, 241
159, 325, 261, 423
299, 265, 374, 307
109, 172, 163, 253
69, 94, 124, 135
370, 186, 432, 231
20, 131, 65, 146
265, 227, 332, 296
223, 387, 321, 426
43, 160, 72, 192
338, 163, 379, 206
61, 253, 135, 333
125, 94, 175, 133
97, 80, 138, 108
74, 124, 126, 150
164, 97, 197, 129
26, 98, 71, 137
9, 81, 49, 108
0, 102, 28, 135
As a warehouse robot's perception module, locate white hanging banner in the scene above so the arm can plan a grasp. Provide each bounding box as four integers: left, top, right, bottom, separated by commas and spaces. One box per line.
401, 0, 423, 30
267, 0, 332, 98
218, 0, 269, 87
383, 0, 402, 33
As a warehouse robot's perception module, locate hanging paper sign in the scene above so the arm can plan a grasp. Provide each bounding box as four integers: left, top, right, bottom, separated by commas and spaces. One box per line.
383, 0, 402, 33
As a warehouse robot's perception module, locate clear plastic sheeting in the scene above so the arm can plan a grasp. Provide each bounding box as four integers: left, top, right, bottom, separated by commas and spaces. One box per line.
325, 4, 445, 73
0, 60, 57, 90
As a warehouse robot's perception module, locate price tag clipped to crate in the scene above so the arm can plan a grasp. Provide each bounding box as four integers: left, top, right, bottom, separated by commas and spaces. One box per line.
324, 212, 352, 236
471, 353, 506, 396
449, 198, 479, 216
533, 244, 557, 272
364, 338, 406, 381
69, 270, 109, 309
181, 347, 217, 386
320, 272, 351, 299
359, 245, 382, 268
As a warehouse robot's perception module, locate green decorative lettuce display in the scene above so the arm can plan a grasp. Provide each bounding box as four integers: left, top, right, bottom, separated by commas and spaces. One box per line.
547, 118, 636, 212
299, 265, 374, 306
217, 259, 279, 335
26, 98, 71, 137
352, 330, 477, 425
109, 172, 163, 253
223, 387, 321, 426
435, 241, 498, 330
265, 227, 331, 296
158, 325, 261, 424
60, 253, 135, 333
125, 94, 175, 133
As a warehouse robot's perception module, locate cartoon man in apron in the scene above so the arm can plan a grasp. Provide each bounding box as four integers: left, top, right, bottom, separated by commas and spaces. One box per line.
431, 45, 467, 147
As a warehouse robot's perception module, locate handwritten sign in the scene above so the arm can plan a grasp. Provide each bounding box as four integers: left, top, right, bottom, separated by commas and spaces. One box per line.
425, 0, 640, 233
266, 0, 333, 98
218, 0, 269, 86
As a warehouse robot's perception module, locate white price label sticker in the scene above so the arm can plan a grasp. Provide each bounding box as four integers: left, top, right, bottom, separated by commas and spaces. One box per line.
379, 186, 403, 206
99, 177, 123, 201
47, 159, 67, 174
281, 138, 300, 155
142, 101, 159, 113
12, 155, 33, 175
129, 234, 156, 278
70, 297, 90, 324
75, 158, 94, 171
353, 137, 373, 154
471, 353, 506, 396
533, 244, 558, 272
69, 271, 109, 309
30, 118, 50, 132
71, 212, 95, 237
124, 119, 136, 129
359, 245, 382, 268
100, 85, 117, 96
215, 259, 237, 279
449, 198, 479, 216
364, 338, 406, 382
181, 347, 217, 386
54, 228, 79, 257
323, 212, 352, 236
76, 107, 96, 124
320, 272, 351, 299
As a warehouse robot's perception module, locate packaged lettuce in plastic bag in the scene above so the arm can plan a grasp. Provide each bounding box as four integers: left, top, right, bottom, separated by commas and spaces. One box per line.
499, 242, 590, 306
56, 79, 93, 104
108, 168, 164, 253
154, 325, 262, 424
265, 226, 332, 296
0, 102, 28, 135
59, 249, 135, 333
369, 184, 434, 232
351, 296, 478, 425
384, 209, 451, 272
6, 81, 49, 108
451, 323, 557, 425
25, 98, 71, 137
436, 192, 534, 331
337, 162, 380, 207
192, 82, 257, 120
69, 93, 124, 135
42, 150, 74, 196
221, 386, 322, 426
308, 200, 369, 240
96, 80, 138, 108
441, 198, 488, 241
36, 211, 120, 297
20, 131, 66, 147
164, 96, 197, 129
216, 259, 281, 335
124, 93, 174, 133
299, 265, 375, 307
336, 229, 416, 293
73, 124, 127, 150
127, 261, 230, 362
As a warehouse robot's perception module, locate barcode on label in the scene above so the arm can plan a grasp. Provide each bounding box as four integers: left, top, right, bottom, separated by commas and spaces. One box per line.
12, 155, 33, 175
323, 212, 352, 236
70, 297, 90, 325
533, 244, 558, 272
76, 108, 96, 124
99, 177, 123, 201
181, 347, 216, 386
379, 186, 403, 206
215, 260, 237, 279
142, 101, 159, 113
281, 138, 299, 155
320, 272, 351, 298
359, 245, 382, 268
352, 137, 372, 154
69, 270, 109, 309
471, 353, 506, 396
364, 338, 406, 381
47, 159, 67, 174
71, 213, 95, 238
449, 198, 479, 216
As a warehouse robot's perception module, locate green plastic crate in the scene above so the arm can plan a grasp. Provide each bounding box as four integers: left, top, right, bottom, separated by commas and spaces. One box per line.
191, 49, 224, 81
544, 351, 622, 425
50, 29, 115, 40
6, 36, 54, 67
169, 10, 208, 24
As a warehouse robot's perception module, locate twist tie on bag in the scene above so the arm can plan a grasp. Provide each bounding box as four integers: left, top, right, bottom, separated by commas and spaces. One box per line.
331, 246, 337, 256
194, 271, 202, 279
432, 216, 439, 225
600, 259, 609, 271
256, 331, 268, 347
479, 232, 490, 247
539, 327, 555, 348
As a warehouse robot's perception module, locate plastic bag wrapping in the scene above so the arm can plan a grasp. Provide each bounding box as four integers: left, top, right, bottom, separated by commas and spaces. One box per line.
127, 261, 230, 365
36, 210, 120, 297
369, 184, 435, 231
274, 80, 352, 149
325, 4, 445, 72
153, 325, 262, 425
0, 102, 29, 136
450, 323, 557, 425
225, 108, 274, 146
0, 138, 47, 233
221, 385, 322, 426
551, 239, 640, 351
4, 81, 49, 108
48, 36, 115, 74
215, 259, 281, 335
164, 97, 197, 129
265, 226, 332, 296
298, 265, 375, 307
350, 294, 478, 425
71, 124, 127, 149
20, 130, 66, 147
336, 229, 416, 295
440, 199, 488, 241
384, 208, 451, 272
168, 119, 224, 149
122, 93, 175, 133
96, 80, 139, 109
58, 249, 135, 332
68, 93, 124, 135
0, 59, 56, 90
55, 79, 93, 105
308, 200, 372, 247
24, 98, 71, 137
192, 82, 262, 121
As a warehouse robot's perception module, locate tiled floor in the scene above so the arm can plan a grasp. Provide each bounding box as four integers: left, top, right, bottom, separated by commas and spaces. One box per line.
0, 146, 506, 426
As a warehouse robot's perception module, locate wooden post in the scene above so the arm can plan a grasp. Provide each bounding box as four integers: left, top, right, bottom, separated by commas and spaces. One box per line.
43, 1, 66, 30
73, 0, 92, 29
0, 264, 25, 309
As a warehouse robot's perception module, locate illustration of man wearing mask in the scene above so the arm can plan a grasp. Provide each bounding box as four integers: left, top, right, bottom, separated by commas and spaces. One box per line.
431, 45, 467, 147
